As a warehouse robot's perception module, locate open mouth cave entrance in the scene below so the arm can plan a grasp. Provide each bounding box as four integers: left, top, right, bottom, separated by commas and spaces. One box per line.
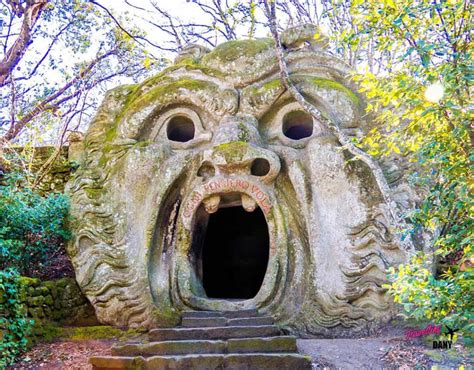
193, 202, 269, 300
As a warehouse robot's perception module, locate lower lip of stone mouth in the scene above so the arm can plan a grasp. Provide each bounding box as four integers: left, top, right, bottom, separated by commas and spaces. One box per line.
191, 192, 270, 300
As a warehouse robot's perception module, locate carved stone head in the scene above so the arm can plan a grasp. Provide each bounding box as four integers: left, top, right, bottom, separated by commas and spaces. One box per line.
67, 35, 407, 336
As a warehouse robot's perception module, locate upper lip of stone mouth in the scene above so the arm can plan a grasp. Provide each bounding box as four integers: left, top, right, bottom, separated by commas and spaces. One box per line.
201, 192, 259, 213
181, 176, 274, 224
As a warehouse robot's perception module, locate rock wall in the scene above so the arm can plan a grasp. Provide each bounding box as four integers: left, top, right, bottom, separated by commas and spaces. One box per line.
3, 142, 98, 333
18, 277, 97, 338
16, 146, 74, 194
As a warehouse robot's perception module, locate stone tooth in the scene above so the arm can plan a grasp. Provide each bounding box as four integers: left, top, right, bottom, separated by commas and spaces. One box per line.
241, 194, 257, 212
203, 195, 220, 213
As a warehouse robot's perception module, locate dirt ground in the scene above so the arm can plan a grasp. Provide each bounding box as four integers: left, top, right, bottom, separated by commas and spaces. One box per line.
10, 333, 472, 369
297, 336, 471, 369
10, 340, 113, 369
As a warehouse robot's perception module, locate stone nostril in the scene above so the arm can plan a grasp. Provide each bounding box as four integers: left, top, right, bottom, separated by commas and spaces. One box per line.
197, 162, 215, 179
251, 158, 271, 177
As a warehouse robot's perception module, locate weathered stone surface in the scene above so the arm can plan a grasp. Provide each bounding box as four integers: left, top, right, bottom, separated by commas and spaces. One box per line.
112, 340, 227, 356
187, 309, 259, 319
68, 25, 411, 336
96, 310, 307, 368
149, 325, 280, 341
227, 336, 297, 353
181, 316, 273, 327
181, 317, 227, 327
91, 353, 311, 370
112, 336, 296, 356
227, 317, 274, 326
18, 276, 97, 340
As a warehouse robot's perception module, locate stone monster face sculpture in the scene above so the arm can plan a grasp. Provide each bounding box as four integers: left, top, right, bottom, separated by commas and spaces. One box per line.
67, 37, 408, 336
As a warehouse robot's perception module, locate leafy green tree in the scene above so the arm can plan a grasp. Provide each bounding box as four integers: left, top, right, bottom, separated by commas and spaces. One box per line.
337, 0, 472, 335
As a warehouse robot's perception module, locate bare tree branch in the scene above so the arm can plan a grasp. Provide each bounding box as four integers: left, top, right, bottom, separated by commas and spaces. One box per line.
89, 0, 168, 52
2, 47, 118, 142
0, 0, 48, 87
10, 19, 74, 84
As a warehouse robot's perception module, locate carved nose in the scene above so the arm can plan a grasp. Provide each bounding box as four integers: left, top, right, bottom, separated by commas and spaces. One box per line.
198, 115, 281, 184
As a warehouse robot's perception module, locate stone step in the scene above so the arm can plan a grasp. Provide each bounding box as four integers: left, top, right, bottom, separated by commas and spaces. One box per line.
181, 316, 274, 327
149, 325, 280, 341
112, 336, 297, 356
90, 353, 312, 369
182, 309, 259, 319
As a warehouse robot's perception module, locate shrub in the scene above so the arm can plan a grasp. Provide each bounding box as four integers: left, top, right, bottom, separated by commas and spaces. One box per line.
0, 269, 34, 367
0, 172, 72, 277
0, 171, 72, 365
386, 253, 472, 341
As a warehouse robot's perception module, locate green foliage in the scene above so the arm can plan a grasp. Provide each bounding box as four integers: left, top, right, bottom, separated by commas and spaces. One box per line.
0, 170, 71, 364
385, 254, 472, 339
0, 269, 34, 367
0, 172, 71, 275
340, 0, 472, 335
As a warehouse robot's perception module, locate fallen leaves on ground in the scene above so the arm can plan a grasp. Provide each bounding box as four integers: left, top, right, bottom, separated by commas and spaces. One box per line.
9, 340, 113, 369
380, 341, 430, 368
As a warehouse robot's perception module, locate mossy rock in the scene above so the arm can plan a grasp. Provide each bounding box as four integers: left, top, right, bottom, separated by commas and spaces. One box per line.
54, 278, 70, 288
29, 307, 45, 319
18, 276, 40, 287
27, 295, 45, 307
44, 295, 54, 306
202, 38, 273, 63
54, 326, 144, 341
34, 286, 50, 296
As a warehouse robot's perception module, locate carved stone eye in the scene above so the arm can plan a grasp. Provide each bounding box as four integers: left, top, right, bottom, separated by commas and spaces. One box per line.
167, 115, 195, 142
282, 110, 313, 140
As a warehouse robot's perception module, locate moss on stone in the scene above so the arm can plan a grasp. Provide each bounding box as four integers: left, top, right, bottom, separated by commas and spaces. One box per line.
84, 187, 102, 199
134, 140, 153, 148
306, 77, 361, 106
174, 58, 225, 78
129, 59, 222, 100
214, 141, 249, 163
237, 123, 250, 142
202, 38, 273, 64
104, 125, 118, 143
249, 79, 283, 97
152, 306, 180, 328
18, 276, 40, 287
127, 79, 213, 115
54, 326, 143, 341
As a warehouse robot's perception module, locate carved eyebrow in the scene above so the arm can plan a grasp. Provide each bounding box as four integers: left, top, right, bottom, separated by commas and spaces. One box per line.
242, 74, 361, 125
290, 74, 361, 107
241, 77, 287, 118
127, 79, 230, 115
118, 78, 239, 139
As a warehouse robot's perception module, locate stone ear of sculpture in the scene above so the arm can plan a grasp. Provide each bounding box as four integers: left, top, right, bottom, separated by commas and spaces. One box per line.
67, 35, 409, 336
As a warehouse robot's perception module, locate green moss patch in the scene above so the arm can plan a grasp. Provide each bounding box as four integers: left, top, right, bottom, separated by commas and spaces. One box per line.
291, 75, 361, 106
214, 141, 249, 163
126, 79, 214, 116
203, 38, 273, 64
44, 325, 144, 342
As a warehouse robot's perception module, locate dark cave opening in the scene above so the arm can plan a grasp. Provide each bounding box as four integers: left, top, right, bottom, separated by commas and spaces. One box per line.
201, 206, 269, 299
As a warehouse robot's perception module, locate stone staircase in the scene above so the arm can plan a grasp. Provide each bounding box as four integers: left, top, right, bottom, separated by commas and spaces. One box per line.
90, 309, 312, 369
